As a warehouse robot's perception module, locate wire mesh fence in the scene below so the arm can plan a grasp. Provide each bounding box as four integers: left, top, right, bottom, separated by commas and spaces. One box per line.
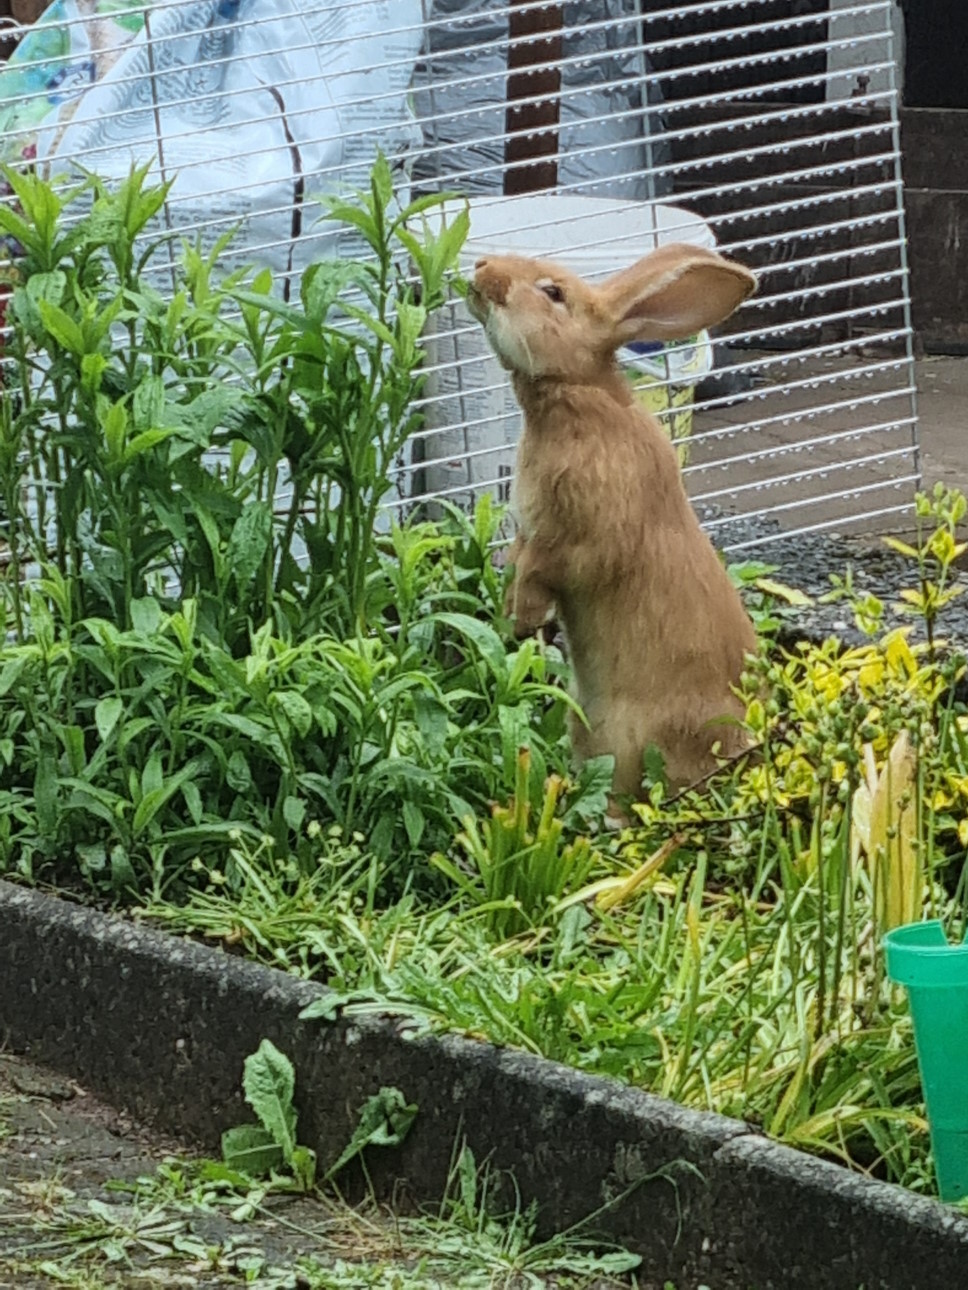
0, 0, 919, 551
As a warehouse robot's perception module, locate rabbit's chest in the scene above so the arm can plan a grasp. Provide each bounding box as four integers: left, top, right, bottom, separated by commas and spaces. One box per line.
513, 440, 588, 538
513, 425, 642, 540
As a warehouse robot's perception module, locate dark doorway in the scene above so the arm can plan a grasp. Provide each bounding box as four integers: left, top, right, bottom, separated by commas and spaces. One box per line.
901, 0, 968, 109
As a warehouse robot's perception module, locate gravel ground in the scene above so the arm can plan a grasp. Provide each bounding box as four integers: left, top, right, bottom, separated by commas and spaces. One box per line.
710, 511, 968, 650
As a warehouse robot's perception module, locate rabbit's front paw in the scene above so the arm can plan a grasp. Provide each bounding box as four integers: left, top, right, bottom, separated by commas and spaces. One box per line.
509, 583, 557, 639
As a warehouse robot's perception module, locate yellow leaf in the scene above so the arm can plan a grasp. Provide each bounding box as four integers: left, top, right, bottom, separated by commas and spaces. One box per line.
851, 781, 872, 869
882, 535, 919, 559
857, 659, 884, 691
863, 742, 878, 794
883, 628, 917, 677
959, 818, 968, 849
595, 833, 684, 912
753, 578, 814, 606
746, 697, 766, 734
866, 729, 921, 933
898, 588, 923, 605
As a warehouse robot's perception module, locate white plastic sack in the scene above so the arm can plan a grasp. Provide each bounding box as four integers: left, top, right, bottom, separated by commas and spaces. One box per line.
0, 0, 424, 276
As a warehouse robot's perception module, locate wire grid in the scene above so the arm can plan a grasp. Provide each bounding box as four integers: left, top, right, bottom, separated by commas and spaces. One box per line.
0, 0, 918, 551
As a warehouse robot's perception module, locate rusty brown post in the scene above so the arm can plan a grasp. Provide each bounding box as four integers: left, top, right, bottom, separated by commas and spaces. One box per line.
504, 1, 563, 195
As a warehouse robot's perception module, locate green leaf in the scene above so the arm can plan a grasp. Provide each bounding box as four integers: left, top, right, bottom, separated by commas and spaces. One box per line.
339, 302, 395, 345
642, 743, 667, 788
402, 800, 425, 848
412, 691, 448, 755
562, 755, 615, 829
125, 177, 172, 239
36, 298, 86, 354
226, 750, 252, 793
142, 751, 164, 797
227, 501, 272, 590
76, 843, 107, 877
395, 188, 461, 225
289, 1144, 317, 1191
110, 844, 136, 893
370, 151, 394, 213
122, 428, 175, 464
132, 374, 165, 430
220, 1123, 285, 1178
432, 611, 507, 681
100, 400, 128, 462
272, 690, 313, 738
323, 1087, 417, 1182
27, 269, 67, 308
299, 990, 354, 1023
182, 779, 203, 826
322, 200, 379, 252
457, 1145, 477, 1218
34, 753, 58, 838
301, 261, 366, 321
282, 795, 306, 831
0, 655, 29, 698
0, 203, 34, 247
132, 760, 202, 835
81, 352, 108, 395
194, 504, 224, 579
242, 1039, 298, 1165
129, 597, 163, 635
94, 695, 124, 743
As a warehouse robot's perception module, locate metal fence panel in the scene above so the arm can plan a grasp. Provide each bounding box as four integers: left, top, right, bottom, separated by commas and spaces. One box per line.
0, 0, 918, 549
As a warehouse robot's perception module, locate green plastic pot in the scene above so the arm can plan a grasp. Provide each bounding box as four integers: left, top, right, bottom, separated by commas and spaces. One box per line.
884, 919, 968, 1203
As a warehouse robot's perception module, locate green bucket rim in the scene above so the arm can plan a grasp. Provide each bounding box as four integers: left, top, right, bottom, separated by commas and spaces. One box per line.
884, 920, 968, 989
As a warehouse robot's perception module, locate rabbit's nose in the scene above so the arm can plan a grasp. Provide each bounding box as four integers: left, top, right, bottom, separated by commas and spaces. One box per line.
473, 261, 510, 305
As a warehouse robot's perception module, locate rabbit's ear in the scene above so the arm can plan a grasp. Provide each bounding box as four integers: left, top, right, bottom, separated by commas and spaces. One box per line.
600, 244, 755, 346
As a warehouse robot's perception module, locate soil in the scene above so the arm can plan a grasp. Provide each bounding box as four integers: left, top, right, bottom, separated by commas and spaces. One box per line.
0, 1051, 321, 1287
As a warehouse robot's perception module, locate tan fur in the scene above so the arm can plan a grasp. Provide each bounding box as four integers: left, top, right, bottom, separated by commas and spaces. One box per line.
467, 243, 758, 797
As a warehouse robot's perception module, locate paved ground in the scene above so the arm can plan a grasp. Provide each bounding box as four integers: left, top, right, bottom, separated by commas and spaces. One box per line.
0, 1052, 324, 1288
915, 355, 968, 494
687, 353, 968, 545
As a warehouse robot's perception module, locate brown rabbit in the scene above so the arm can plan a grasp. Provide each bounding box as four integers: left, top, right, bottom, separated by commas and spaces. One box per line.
466, 242, 758, 798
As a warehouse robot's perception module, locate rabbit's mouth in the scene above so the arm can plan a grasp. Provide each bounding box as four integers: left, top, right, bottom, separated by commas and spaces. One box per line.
465, 281, 488, 323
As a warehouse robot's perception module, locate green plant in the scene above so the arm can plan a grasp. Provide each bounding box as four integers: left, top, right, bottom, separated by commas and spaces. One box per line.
220, 1038, 318, 1192
0, 156, 467, 646
886, 483, 967, 660
728, 559, 813, 635
0, 160, 578, 895
219, 1038, 416, 1206
408, 1143, 642, 1286
432, 746, 611, 937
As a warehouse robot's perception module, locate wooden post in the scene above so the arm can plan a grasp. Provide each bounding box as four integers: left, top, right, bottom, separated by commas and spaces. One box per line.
504, 1, 563, 195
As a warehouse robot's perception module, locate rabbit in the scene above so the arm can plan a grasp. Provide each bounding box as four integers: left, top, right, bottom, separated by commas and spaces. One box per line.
466, 242, 758, 800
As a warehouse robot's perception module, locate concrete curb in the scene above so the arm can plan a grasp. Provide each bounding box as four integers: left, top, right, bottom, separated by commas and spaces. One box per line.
2, 878, 967, 1289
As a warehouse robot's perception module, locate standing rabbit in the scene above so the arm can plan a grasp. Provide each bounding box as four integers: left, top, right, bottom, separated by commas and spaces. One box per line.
466, 242, 758, 798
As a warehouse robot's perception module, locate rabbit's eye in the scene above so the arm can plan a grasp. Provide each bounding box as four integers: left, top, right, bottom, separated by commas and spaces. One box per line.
538, 281, 565, 304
